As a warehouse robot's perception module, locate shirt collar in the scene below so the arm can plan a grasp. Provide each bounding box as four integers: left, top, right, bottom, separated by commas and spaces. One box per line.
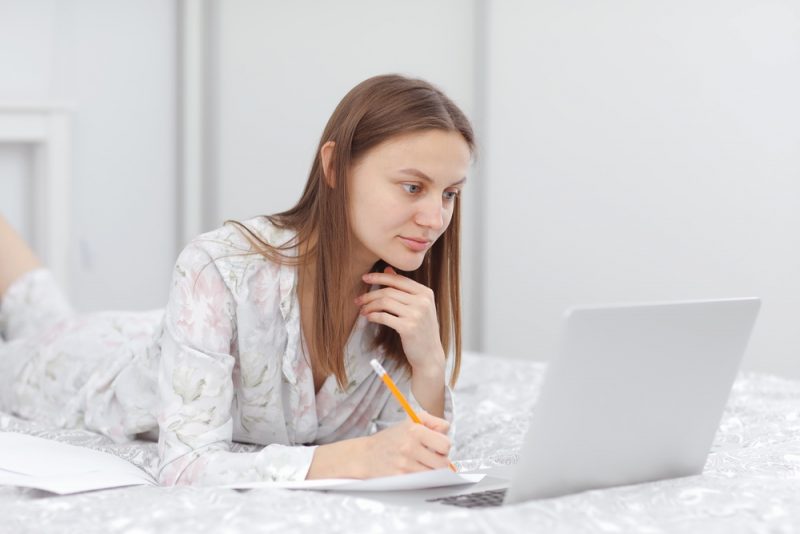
263, 220, 380, 390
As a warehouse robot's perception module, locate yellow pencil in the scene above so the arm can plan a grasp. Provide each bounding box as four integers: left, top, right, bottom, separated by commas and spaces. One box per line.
369, 358, 457, 472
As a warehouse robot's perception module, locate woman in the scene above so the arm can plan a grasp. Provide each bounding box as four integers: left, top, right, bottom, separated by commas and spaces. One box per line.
0, 74, 474, 485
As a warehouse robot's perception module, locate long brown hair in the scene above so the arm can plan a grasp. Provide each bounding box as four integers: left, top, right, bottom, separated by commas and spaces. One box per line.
227, 74, 474, 389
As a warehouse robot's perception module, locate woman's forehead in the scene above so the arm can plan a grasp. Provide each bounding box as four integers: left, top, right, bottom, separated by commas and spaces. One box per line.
358, 130, 471, 174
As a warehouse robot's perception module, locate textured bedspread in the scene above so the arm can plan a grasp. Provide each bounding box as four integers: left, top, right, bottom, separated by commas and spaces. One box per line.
2, 352, 799, 533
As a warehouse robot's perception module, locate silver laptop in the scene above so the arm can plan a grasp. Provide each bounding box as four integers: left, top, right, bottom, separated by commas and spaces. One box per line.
341, 297, 761, 509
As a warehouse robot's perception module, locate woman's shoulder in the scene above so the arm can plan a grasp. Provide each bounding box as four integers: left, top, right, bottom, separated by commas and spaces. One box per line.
176, 216, 295, 273
186, 216, 291, 254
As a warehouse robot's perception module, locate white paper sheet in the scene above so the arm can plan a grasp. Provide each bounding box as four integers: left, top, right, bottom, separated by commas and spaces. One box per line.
0, 432, 156, 494
221, 469, 485, 492
0, 432, 152, 479
0, 468, 153, 495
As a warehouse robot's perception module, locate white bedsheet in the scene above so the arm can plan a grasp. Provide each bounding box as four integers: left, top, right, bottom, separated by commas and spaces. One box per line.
1, 352, 799, 533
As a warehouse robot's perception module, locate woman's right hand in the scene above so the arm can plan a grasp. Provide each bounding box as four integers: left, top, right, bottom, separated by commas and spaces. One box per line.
306, 411, 452, 480
357, 411, 451, 478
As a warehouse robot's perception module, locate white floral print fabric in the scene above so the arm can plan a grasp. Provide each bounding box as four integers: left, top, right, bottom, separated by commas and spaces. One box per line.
0, 270, 162, 442
0, 216, 455, 486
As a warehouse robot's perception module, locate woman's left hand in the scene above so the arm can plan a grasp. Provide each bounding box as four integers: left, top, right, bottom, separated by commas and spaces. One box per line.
355, 267, 445, 376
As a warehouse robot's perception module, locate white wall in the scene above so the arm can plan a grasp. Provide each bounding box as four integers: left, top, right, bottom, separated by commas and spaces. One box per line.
3, 1, 798, 380
485, 1, 800, 378
0, 0, 177, 311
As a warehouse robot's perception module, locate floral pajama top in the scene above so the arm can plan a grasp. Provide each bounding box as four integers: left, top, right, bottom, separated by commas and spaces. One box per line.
0, 217, 454, 486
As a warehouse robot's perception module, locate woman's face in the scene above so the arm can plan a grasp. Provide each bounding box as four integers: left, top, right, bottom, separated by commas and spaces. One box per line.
347, 129, 471, 272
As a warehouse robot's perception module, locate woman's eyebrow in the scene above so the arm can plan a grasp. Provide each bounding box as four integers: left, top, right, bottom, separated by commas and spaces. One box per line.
398, 168, 467, 186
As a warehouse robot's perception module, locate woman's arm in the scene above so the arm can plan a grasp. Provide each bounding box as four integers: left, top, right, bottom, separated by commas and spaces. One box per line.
157, 243, 315, 485
307, 410, 452, 479
355, 267, 451, 417
305, 359, 456, 479
409, 359, 446, 417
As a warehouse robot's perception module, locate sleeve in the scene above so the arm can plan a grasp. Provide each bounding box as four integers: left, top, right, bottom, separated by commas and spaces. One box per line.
156, 243, 316, 486
372, 361, 456, 446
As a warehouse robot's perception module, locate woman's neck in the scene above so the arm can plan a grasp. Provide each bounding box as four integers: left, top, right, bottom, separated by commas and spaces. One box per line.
297, 233, 376, 301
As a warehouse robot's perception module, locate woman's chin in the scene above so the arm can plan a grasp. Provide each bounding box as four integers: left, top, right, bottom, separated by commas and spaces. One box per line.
382, 255, 425, 273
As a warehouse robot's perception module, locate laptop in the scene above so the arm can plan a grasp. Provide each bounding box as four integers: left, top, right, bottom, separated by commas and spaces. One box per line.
340, 297, 761, 509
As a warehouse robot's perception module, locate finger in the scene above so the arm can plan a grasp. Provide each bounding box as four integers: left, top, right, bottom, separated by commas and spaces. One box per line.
358, 300, 405, 317
417, 425, 452, 455
356, 286, 413, 306
401, 459, 435, 474
418, 411, 451, 434
362, 271, 429, 295
364, 311, 405, 331
360, 296, 407, 318
413, 442, 452, 470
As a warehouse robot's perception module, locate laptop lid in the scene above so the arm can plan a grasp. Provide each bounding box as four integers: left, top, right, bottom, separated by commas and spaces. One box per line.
504, 297, 761, 504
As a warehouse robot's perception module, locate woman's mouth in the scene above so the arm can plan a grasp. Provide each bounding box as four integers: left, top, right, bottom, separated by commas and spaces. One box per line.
398, 236, 432, 252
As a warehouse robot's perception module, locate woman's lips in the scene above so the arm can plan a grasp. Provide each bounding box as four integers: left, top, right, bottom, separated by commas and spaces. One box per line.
399, 236, 431, 252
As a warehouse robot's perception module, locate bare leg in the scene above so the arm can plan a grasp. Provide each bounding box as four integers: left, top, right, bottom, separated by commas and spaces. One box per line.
0, 215, 42, 298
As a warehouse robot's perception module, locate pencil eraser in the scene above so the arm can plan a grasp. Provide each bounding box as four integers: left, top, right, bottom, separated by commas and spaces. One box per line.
370, 359, 385, 377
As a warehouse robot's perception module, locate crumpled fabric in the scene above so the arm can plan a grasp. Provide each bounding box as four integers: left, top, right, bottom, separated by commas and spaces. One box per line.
2, 353, 799, 534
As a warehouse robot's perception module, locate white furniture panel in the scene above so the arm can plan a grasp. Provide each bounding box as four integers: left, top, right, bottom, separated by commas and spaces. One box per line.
0, 104, 71, 290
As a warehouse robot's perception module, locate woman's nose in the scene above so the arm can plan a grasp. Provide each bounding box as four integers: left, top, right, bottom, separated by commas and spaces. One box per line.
414, 197, 445, 230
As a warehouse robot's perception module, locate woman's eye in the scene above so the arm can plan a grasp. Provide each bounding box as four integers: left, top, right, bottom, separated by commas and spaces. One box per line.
443, 190, 460, 201
402, 183, 422, 194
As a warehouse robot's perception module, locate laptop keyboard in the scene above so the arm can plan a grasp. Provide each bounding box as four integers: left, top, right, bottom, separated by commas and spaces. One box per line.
426, 488, 507, 508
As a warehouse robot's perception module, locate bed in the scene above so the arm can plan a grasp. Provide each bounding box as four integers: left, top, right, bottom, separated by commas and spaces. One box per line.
2, 352, 799, 533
